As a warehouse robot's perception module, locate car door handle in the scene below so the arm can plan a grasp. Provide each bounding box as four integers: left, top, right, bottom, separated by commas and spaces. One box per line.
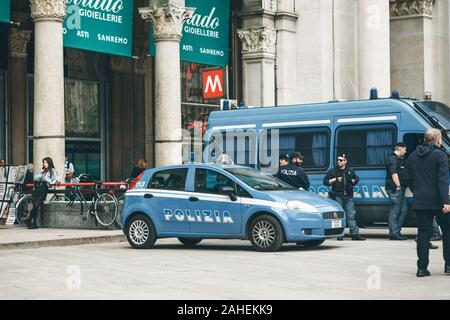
144, 193, 153, 199
189, 197, 199, 202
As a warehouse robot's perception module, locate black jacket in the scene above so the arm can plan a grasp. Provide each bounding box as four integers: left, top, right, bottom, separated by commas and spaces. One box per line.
323, 166, 359, 199
275, 163, 310, 190
385, 153, 410, 192
130, 167, 145, 179
408, 142, 449, 210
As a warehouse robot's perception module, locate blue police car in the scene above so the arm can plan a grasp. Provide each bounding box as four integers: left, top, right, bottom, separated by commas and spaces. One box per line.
121, 164, 346, 252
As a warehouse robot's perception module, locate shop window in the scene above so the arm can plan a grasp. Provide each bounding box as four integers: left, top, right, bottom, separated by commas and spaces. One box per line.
27, 75, 104, 179
181, 62, 226, 105
65, 79, 100, 138
181, 62, 225, 162
0, 71, 5, 160
336, 125, 396, 167
66, 142, 101, 181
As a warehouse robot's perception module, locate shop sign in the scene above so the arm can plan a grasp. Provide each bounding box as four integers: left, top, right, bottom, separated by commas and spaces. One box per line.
63, 0, 134, 57
150, 0, 230, 66
203, 69, 224, 99
0, 0, 10, 23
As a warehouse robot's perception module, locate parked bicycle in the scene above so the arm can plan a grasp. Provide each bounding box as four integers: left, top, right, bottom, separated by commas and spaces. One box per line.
15, 184, 70, 226
65, 182, 118, 227
99, 180, 130, 228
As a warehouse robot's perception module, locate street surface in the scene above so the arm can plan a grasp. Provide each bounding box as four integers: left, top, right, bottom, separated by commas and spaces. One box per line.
1, 228, 449, 300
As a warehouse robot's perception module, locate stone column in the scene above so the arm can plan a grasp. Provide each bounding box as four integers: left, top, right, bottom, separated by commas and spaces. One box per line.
30, 0, 66, 177
238, 1, 277, 107
358, 0, 391, 99
390, 0, 435, 100
238, 26, 277, 107
139, 2, 195, 167
275, 1, 298, 105
8, 12, 32, 165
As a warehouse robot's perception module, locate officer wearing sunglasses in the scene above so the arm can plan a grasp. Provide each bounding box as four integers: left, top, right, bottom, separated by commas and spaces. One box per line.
324, 153, 365, 241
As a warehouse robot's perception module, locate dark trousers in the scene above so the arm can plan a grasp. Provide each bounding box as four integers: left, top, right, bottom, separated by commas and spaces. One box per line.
416, 210, 450, 269
29, 183, 48, 227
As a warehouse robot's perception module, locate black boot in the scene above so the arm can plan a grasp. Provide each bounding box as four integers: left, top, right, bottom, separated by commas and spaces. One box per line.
416, 269, 431, 277
27, 216, 38, 229
445, 264, 450, 274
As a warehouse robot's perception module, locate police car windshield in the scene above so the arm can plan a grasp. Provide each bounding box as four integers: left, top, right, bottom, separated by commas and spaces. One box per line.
226, 168, 296, 191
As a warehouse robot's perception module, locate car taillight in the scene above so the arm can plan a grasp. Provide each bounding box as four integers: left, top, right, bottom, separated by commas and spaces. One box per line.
128, 172, 145, 190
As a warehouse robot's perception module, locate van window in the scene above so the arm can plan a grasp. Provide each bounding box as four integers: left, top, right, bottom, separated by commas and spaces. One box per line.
403, 133, 424, 159
270, 128, 330, 170
336, 125, 396, 167
149, 168, 188, 191
208, 130, 257, 168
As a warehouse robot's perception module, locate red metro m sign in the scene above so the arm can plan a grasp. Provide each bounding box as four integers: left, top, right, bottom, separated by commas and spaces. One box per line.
203, 69, 224, 99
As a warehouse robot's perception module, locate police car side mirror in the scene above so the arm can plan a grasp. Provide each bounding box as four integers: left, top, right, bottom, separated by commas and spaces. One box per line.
220, 186, 238, 202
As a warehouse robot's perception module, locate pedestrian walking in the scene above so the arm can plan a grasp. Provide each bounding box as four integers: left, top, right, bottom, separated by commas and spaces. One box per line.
408, 128, 450, 277
324, 153, 365, 241
28, 157, 59, 229
385, 143, 410, 240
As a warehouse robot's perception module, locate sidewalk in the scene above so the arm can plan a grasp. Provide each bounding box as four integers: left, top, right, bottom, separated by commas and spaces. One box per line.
0, 225, 126, 250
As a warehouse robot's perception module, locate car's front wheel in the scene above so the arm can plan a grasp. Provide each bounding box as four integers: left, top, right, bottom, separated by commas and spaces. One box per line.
249, 215, 284, 252
126, 214, 157, 249
178, 237, 202, 247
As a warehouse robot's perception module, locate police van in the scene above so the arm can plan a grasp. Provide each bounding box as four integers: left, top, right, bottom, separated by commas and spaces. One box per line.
121, 164, 346, 251
205, 98, 450, 227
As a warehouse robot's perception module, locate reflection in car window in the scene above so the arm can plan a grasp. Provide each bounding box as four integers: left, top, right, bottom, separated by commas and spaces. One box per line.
195, 169, 236, 195
149, 168, 188, 191
226, 167, 296, 191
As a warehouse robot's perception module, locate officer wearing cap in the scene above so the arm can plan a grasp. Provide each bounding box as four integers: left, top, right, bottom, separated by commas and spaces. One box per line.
275, 152, 310, 190
324, 153, 365, 241
278, 153, 290, 168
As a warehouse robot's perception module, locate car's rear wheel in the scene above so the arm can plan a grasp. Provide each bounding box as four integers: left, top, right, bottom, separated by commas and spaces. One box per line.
298, 239, 326, 247
126, 214, 156, 249
178, 237, 202, 247
249, 215, 284, 252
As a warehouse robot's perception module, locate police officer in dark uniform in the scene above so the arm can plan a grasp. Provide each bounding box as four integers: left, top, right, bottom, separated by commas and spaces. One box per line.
385, 143, 410, 240
324, 153, 365, 241
275, 152, 310, 190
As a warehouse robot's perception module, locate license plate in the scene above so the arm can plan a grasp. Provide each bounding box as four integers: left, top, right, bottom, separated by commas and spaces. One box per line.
331, 219, 342, 228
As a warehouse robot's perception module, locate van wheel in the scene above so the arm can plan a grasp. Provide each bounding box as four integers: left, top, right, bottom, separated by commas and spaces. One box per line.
178, 238, 202, 247
249, 215, 284, 252
126, 214, 157, 249
299, 239, 326, 247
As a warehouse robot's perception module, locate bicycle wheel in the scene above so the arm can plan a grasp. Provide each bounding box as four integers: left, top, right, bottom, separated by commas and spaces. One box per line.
15, 195, 34, 227
94, 193, 118, 227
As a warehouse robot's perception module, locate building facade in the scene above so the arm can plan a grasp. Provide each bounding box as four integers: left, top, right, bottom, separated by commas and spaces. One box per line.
0, 0, 448, 180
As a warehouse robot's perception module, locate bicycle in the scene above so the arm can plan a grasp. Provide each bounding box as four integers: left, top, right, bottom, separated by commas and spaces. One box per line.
15, 183, 72, 226
98, 180, 131, 228
14, 185, 33, 227
66, 182, 118, 227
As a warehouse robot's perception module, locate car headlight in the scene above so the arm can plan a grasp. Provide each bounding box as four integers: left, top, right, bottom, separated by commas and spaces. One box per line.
286, 201, 319, 213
